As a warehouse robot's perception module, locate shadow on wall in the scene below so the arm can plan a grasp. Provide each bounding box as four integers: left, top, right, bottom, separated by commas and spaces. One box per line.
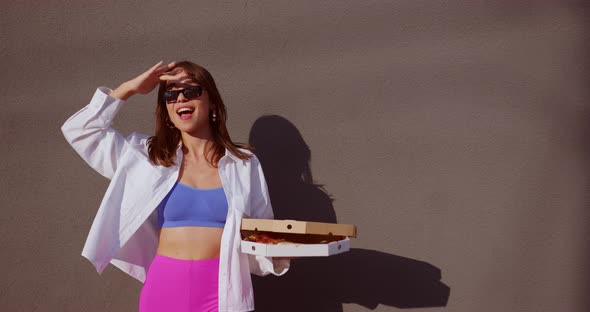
248, 115, 450, 311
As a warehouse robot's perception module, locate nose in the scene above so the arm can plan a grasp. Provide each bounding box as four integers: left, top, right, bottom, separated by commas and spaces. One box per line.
176, 91, 188, 102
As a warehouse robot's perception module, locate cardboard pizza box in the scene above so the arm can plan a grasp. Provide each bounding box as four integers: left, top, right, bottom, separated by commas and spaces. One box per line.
240, 219, 357, 257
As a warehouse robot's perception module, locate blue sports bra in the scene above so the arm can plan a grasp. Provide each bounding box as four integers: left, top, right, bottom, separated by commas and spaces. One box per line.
157, 180, 228, 228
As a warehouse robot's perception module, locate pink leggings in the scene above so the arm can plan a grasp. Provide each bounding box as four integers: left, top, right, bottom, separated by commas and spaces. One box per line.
139, 254, 219, 312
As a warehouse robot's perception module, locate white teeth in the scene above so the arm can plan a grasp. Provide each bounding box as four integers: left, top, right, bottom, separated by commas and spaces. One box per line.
177, 107, 194, 114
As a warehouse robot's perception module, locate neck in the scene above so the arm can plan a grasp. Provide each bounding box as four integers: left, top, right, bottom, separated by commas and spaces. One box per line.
180, 128, 215, 161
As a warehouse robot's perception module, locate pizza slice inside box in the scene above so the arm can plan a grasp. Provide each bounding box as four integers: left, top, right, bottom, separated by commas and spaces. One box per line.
240, 219, 357, 257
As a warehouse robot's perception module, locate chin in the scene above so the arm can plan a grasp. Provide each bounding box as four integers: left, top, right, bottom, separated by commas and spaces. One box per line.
176, 126, 196, 133
176, 124, 204, 134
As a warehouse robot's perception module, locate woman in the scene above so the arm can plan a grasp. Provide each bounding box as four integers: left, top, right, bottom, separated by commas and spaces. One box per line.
61, 60, 290, 312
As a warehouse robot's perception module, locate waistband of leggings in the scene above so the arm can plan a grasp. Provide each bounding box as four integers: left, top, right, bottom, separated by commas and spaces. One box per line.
154, 253, 221, 264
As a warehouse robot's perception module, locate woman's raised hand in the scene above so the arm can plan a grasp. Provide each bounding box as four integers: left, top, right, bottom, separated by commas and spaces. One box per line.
110, 61, 181, 100
127, 61, 181, 95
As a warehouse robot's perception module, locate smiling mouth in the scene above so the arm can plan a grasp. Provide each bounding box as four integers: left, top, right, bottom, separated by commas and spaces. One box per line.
177, 107, 195, 114
176, 107, 195, 120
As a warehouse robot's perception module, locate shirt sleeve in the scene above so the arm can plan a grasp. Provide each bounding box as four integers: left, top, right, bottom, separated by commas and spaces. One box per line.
246, 154, 291, 276
61, 86, 139, 180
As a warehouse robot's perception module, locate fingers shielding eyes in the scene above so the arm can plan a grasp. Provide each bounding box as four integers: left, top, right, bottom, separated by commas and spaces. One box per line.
159, 68, 187, 82
149, 60, 164, 71
153, 61, 178, 74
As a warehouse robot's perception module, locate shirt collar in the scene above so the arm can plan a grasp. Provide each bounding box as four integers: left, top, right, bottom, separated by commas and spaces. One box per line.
175, 141, 240, 163
224, 148, 240, 162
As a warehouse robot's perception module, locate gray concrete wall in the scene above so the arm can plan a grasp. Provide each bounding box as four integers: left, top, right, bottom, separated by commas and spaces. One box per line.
1, 1, 588, 311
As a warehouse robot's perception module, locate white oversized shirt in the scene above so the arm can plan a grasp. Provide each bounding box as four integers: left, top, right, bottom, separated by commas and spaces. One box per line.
61, 87, 290, 312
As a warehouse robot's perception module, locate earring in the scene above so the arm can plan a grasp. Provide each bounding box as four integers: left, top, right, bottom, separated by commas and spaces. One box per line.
211, 111, 217, 122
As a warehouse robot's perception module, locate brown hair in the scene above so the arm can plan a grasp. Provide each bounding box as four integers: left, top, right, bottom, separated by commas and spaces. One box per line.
147, 61, 254, 167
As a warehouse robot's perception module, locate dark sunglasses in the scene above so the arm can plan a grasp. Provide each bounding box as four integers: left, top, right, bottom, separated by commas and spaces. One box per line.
163, 86, 205, 103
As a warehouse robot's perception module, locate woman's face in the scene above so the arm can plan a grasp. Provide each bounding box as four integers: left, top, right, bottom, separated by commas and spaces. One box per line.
164, 69, 212, 134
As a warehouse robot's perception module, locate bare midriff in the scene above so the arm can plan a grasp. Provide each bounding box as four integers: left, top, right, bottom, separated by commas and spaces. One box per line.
156, 226, 224, 260
157, 154, 226, 260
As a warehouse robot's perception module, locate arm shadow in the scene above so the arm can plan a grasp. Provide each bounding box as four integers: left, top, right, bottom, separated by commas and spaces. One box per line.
248, 115, 451, 311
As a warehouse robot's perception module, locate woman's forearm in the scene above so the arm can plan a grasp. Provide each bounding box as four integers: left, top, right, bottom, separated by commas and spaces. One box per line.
109, 82, 136, 101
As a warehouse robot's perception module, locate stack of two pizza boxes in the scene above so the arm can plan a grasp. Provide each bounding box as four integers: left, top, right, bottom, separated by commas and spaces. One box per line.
240, 218, 357, 257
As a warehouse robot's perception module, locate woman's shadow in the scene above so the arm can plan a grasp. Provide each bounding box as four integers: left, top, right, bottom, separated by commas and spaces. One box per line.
248, 116, 451, 311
